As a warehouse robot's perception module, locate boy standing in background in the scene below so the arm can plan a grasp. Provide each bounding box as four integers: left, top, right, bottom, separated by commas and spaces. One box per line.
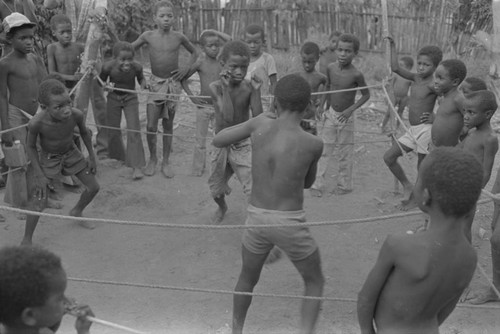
244, 24, 277, 112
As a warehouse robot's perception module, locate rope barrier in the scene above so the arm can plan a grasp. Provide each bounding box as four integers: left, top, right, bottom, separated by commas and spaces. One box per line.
97, 73, 384, 101
0, 123, 29, 135
67, 276, 500, 310
66, 312, 148, 334
0, 198, 492, 229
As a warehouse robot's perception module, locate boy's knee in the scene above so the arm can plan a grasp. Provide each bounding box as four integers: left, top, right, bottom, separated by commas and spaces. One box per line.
88, 182, 100, 195
383, 150, 395, 165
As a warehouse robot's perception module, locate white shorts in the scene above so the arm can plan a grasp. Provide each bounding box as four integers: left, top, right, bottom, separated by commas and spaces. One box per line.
398, 123, 431, 154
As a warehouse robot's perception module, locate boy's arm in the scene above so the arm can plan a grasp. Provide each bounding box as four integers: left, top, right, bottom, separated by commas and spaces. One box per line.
131, 33, 148, 50
338, 73, 371, 123
201, 29, 232, 43
0, 61, 13, 145
304, 141, 323, 189
27, 120, 48, 200
320, 66, 331, 113
180, 59, 206, 106
212, 117, 258, 148
482, 136, 499, 187
136, 64, 148, 90
267, 55, 278, 94
386, 37, 416, 81
357, 236, 397, 334
210, 73, 236, 133
172, 34, 199, 81
250, 74, 264, 117
74, 109, 97, 174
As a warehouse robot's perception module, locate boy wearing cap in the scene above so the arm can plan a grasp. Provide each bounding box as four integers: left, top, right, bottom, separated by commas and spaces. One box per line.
0, 13, 46, 209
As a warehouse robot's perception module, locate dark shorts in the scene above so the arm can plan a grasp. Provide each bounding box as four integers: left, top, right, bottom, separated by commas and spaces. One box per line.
40, 145, 88, 179
242, 205, 318, 262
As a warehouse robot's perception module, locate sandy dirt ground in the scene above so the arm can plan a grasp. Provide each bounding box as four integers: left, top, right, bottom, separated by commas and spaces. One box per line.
1, 86, 500, 334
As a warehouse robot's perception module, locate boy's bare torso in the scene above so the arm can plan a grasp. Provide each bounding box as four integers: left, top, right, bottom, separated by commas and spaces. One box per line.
104, 61, 142, 90
32, 109, 80, 154
327, 62, 360, 112
431, 90, 463, 146
407, 76, 437, 125
375, 232, 476, 333
1, 52, 46, 115
197, 54, 221, 104
212, 80, 253, 132
250, 117, 322, 211
462, 128, 495, 166
139, 30, 185, 79
49, 42, 83, 75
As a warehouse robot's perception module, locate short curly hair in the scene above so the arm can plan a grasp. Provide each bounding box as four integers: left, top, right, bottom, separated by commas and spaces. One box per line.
245, 24, 265, 40
440, 59, 467, 85
154, 1, 174, 14
338, 34, 360, 53
50, 14, 72, 31
219, 40, 250, 63
466, 90, 498, 113
422, 147, 482, 217
274, 74, 311, 113
38, 79, 67, 106
0, 246, 63, 326
417, 45, 443, 67
300, 42, 320, 59
464, 77, 487, 92
113, 41, 135, 58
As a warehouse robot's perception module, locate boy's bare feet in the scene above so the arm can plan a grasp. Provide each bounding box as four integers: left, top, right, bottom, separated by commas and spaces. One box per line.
161, 163, 174, 178
0, 214, 5, 223
211, 206, 227, 224
397, 197, 418, 211
466, 287, 500, 304
132, 168, 144, 180
69, 208, 95, 230
144, 159, 157, 176
310, 189, 323, 197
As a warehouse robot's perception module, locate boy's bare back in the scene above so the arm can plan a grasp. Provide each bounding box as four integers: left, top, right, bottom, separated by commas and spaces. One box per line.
133, 30, 190, 78
250, 116, 323, 211
372, 232, 476, 333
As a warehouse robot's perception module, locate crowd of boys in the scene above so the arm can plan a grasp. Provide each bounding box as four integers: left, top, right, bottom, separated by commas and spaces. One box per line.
0, 1, 499, 333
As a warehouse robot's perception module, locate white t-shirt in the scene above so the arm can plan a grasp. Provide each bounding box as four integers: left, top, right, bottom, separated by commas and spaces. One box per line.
245, 52, 277, 96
